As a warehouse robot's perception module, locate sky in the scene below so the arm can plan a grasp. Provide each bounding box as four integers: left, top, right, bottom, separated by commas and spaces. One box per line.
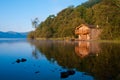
0, 0, 88, 32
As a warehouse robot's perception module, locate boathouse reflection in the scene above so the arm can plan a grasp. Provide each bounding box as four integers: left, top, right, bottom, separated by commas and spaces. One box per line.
75, 41, 100, 58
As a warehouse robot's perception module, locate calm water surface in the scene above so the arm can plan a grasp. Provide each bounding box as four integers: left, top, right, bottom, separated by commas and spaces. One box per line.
0, 39, 120, 80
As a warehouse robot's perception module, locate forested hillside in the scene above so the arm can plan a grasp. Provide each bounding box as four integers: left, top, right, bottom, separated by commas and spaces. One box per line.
28, 0, 120, 40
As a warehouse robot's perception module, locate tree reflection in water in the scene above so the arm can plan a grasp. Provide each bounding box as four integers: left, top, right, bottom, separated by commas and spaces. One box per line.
29, 40, 120, 80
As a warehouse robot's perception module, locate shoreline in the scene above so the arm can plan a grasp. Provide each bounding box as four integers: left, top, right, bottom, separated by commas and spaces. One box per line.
27, 38, 120, 43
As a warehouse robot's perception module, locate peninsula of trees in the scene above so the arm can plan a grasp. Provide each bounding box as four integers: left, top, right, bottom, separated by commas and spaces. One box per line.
28, 0, 120, 40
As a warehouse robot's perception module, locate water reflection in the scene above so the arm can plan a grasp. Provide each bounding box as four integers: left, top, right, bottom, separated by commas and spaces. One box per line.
29, 40, 77, 67
29, 40, 94, 79
75, 41, 100, 58
29, 40, 120, 80
32, 48, 39, 59
75, 41, 90, 58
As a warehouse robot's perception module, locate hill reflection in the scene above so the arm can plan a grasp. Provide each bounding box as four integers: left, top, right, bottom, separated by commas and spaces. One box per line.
29, 40, 120, 80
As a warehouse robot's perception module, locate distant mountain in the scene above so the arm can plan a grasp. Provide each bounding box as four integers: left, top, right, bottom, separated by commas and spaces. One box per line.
0, 31, 29, 38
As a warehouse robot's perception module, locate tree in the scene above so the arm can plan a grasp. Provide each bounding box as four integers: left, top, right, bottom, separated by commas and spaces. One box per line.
31, 18, 39, 28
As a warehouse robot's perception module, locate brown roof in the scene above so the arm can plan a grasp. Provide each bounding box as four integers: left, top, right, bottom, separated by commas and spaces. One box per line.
75, 24, 96, 30
87, 25, 96, 28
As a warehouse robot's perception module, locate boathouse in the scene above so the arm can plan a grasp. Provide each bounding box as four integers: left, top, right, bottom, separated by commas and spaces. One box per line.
75, 24, 101, 40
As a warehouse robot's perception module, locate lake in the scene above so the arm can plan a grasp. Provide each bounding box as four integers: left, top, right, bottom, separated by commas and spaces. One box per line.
0, 39, 120, 80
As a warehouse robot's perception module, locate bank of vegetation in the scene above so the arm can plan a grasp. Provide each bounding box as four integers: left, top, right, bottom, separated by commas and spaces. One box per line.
28, 0, 120, 40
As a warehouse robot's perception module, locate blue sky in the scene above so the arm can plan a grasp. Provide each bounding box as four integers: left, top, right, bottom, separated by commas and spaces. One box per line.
0, 0, 88, 32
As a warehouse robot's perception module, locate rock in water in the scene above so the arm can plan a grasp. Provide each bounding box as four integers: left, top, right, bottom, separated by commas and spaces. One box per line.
35, 71, 40, 74
67, 70, 75, 75
15, 58, 27, 63
21, 58, 27, 62
16, 59, 21, 63
61, 72, 69, 78
60, 70, 76, 78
